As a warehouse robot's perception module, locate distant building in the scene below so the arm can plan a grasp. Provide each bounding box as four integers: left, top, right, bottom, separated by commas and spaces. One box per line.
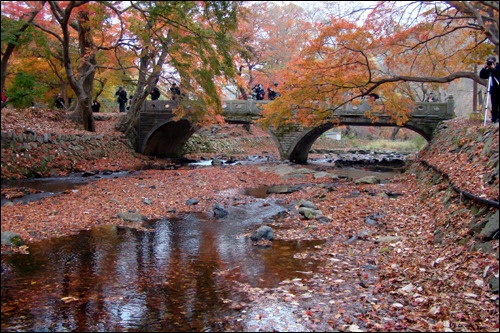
325, 130, 341, 140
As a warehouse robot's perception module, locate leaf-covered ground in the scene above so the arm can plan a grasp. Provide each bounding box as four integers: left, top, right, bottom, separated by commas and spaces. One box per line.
1, 108, 498, 332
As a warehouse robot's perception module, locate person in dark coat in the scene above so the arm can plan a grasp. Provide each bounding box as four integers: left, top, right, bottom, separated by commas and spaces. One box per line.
426, 92, 437, 102
252, 84, 265, 100
91, 100, 101, 113
170, 83, 181, 101
115, 87, 128, 113
54, 93, 65, 109
267, 83, 279, 100
368, 93, 380, 101
479, 55, 500, 123
150, 87, 161, 100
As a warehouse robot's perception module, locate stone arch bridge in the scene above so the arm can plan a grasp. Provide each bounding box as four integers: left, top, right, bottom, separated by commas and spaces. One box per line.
138, 96, 455, 164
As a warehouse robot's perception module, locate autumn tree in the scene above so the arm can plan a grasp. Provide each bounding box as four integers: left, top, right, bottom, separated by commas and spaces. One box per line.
259, 1, 499, 129
231, 2, 313, 99
2, 1, 121, 130
116, 1, 244, 146
1, 1, 44, 106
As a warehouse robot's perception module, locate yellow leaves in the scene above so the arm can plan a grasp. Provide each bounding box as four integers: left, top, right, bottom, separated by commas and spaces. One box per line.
18, 245, 29, 254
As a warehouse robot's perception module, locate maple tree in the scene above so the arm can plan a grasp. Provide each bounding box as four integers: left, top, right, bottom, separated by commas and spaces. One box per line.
231, 2, 313, 99
0, 1, 43, 94
259, 1, 499, 129
2, 1, 244, 135
2, 1, 498, 142
2, 1, 124, 129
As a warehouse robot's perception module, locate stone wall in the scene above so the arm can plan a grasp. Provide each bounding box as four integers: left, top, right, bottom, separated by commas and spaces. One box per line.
1, 129, 134, 180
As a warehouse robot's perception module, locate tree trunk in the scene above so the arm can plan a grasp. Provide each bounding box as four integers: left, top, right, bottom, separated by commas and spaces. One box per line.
117, 47, 169, 148
50, 3, 96, 131
76, 11, 96, 131
390, 128, 399, 140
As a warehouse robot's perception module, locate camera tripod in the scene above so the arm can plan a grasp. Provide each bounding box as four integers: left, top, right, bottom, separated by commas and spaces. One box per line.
483, 74, 492, 126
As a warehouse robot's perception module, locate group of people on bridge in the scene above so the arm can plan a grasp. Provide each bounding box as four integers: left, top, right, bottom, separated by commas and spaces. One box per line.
113, 82, 186, 113
250, 83, 279, 100
149, 82, 185, 102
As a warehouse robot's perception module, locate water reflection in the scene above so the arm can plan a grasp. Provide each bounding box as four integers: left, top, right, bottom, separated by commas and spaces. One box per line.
2, 206, 323, 332
1, 171, 133, 205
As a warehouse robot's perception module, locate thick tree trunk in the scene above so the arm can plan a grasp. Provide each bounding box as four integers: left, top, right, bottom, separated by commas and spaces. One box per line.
52, 4, 96, 132
77, 11, 96, 132
117, 48, 169, 147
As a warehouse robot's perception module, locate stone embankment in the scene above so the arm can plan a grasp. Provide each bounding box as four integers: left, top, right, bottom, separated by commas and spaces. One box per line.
1, 129, 138, 180
417, 120, 498, 206
409, 119, 498, 260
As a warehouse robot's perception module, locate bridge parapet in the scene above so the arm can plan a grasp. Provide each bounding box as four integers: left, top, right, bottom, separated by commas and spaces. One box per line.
410, 95, 455, 118
220, 95, 455, 120
222, 100, 268, 123
142, 100, 178, 112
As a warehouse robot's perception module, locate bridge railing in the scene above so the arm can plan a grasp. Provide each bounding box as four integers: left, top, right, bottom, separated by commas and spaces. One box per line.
141, 95, 455, 121
221, 95, 455, 120
141, 100, 179, 112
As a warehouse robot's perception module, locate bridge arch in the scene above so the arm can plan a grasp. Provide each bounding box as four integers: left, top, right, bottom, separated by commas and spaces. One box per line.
141, 118, 197, 157
283, 122, 430, 164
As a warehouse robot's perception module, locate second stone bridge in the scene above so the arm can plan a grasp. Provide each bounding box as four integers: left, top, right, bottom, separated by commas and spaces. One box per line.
138, 96, 455, 164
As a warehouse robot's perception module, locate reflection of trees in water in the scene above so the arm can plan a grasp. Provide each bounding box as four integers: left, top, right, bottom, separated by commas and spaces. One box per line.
2, 208, 322, 331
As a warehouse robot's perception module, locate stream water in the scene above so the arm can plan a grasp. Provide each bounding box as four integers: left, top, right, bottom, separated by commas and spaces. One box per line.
1, 200, 324, 332
1, 159, 402, 332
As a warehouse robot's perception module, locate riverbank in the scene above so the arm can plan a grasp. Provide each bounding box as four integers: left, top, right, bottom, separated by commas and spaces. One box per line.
1, 107, 499, 332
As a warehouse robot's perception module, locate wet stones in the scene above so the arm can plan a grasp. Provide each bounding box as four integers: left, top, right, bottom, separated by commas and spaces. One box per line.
250, 225, 274, 242
1, 231, 24, 246
213, 203, 229, 218
298, 200, 322, 220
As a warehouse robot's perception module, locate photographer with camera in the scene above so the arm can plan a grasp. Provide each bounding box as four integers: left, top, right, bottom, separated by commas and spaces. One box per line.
479, 56, 499, 124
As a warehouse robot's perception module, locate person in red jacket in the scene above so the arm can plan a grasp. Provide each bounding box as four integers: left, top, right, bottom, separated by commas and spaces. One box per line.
1, 88, 8, 106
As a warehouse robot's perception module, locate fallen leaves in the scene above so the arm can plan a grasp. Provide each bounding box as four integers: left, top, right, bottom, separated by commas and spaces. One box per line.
1, 109, 498, 332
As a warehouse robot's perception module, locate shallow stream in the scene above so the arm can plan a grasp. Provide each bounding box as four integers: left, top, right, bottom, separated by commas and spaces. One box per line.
1, 158, 402, 331
1, 200, 324, 331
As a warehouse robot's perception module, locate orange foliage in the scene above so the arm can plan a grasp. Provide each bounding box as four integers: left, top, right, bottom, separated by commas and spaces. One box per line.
257, 1, 496, 128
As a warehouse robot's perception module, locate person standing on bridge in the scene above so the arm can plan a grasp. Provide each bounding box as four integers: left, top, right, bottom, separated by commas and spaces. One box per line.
267, 83, 279, 100
479, 55, 499, 124
170, 82, 181, 101
426, 92, 437, 102
368, 93, 380, 102
150, 87, 161, 100
252, 84, 265, 100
